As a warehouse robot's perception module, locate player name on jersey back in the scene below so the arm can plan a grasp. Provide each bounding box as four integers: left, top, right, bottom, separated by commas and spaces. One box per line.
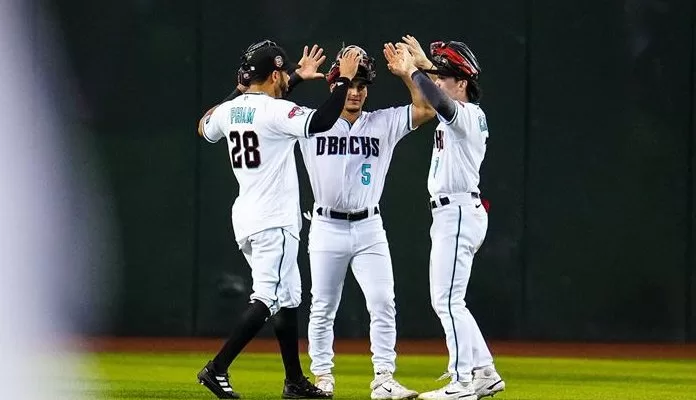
203, 93, 316, 241
229, 106, 255, 124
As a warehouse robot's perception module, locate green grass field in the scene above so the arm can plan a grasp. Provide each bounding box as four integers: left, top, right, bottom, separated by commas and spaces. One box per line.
65, 352, 696, 400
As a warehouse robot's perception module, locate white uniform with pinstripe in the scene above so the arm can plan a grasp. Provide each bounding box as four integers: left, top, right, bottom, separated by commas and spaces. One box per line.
299, 105, 414, 376
202, 92, 316, 316
428, 100, 493, 383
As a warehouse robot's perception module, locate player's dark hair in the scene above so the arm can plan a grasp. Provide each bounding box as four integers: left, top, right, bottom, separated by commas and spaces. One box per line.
453, 76, 481, 103
466, 78, 481, 103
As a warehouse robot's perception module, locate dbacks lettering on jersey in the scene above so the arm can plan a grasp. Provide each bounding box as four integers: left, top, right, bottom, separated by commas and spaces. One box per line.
316, 136, 379, 158
434, 130, 444, 151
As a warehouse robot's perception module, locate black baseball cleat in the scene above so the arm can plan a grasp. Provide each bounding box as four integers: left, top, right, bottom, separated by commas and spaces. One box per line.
282, 376, 333, 399
197, 361, 240, 399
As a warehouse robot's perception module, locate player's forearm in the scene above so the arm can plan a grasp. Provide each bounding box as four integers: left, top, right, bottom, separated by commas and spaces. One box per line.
402, 71, 433, 112
220, 84, 247, 103
307, 77, 350, 134
197, 106, 217, 137
420, 60, 438, 82
402, 70, 436, 126
411, 70, 456, 121
285, 73, 303, 97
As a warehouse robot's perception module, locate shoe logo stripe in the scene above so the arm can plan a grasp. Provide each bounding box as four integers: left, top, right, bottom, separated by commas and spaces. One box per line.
486, 379, 503, 390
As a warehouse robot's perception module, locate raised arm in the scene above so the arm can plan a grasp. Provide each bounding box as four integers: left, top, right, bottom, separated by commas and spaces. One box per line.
411, 70, 457, 122
383, 42, 435, 127
269, 47, 362, 138
385, 38, 457, 122
306, 47, 361, 133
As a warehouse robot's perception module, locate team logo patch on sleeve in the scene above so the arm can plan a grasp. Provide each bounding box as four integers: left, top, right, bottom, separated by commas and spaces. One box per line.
478, 115, 488, 132
288, 106, 306, 118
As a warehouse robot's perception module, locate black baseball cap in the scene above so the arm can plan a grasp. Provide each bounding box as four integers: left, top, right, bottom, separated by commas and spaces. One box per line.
244, 45, 299, 80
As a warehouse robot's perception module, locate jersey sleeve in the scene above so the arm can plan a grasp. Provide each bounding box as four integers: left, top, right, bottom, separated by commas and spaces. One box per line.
266, 99, 317, 139
437, 102, 484, 139
201, 106, 225, 143
383, 104, 415, 144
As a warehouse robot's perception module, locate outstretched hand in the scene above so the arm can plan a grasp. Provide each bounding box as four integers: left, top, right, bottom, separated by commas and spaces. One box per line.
383, 42, 418, 78
401, 34, 433, 70
296, 44, 327, 80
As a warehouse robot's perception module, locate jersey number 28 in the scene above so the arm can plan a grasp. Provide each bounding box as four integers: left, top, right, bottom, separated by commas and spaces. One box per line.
229, 131, 260, 168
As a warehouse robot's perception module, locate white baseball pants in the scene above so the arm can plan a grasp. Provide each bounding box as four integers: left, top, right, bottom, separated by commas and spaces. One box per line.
429, 193, 493, 382
307, 211, 397, 375
237, 227, 302, 316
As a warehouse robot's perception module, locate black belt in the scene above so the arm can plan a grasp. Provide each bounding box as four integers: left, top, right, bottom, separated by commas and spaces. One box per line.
316, 206, 379, 221
429, 193, 480, 210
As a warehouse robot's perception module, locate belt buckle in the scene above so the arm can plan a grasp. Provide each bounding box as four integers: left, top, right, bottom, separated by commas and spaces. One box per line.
330, 210, 346, 220
347, 209, 366, 221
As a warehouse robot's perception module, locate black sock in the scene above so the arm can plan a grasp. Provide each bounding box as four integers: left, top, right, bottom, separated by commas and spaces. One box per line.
212, 300, 270, 371
272, 307, 304, 381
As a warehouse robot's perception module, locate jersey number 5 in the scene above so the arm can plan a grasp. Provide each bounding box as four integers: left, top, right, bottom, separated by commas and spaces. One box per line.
230, 131, 261, 168
361, 163, 371, 185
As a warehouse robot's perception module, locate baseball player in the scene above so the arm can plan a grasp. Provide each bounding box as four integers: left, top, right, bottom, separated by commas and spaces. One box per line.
196, 41, 362, 399
387, 36, 505, 400
299, 44, 435, 400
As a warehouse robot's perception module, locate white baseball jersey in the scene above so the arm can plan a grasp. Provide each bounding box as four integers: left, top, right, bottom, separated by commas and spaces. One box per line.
428, 101, 489, 196
299, 105, 414, 210
201, 92, 316, 241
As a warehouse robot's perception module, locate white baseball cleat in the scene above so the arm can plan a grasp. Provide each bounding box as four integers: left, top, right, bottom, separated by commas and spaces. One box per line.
472, 366, 505, 399
417, 381, 477, 400
314, 374, 335, 396
370, 371, 418, 399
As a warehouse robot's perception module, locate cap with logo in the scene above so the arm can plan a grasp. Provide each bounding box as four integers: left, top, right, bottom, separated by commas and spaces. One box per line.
240, 45, 299, 81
